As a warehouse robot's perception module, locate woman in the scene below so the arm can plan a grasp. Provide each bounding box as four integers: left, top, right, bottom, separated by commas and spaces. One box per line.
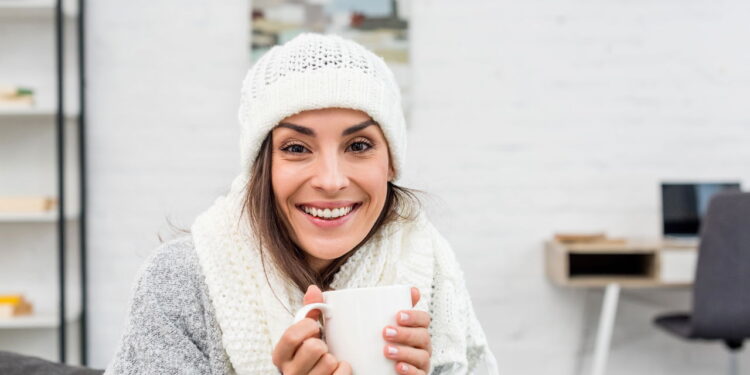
106, 33, 497, 375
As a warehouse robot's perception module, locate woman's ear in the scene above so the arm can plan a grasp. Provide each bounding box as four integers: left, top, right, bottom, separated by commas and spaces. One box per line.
387, 165, 395, 182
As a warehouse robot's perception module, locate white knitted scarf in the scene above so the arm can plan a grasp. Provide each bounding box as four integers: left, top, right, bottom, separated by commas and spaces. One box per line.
191, 175, 498, 374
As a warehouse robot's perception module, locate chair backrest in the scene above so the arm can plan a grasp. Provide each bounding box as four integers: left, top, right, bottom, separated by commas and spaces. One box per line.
690, 191, 750, 340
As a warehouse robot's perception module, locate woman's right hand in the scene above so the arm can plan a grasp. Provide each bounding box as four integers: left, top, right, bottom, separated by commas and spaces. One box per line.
272, 285, 352, 375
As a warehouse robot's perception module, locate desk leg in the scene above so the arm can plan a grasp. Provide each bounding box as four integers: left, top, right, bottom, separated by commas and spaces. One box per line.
591, 283, 621, 375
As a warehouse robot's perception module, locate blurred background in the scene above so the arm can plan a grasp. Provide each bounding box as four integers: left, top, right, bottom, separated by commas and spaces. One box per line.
1, 0, 749, 374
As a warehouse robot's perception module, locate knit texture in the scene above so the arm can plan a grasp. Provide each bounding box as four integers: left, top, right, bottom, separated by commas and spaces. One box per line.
237, 33, 407, 182
104, 234, 497, 375
187, 173, 499, 374
104, 236, 233, 375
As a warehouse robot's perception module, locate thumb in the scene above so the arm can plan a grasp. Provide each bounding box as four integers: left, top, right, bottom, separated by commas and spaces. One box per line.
303, 285, 324, 321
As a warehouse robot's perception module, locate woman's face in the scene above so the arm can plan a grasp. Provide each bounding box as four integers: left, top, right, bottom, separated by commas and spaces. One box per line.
271, 108, 394, 272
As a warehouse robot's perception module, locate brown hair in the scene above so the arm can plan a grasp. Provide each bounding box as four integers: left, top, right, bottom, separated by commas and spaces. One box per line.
242, 129, 424, 293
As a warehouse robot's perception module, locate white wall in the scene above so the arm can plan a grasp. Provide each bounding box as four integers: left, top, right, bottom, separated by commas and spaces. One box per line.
403, 1, 750, 374
86, 0, 249, 367
87, 0, 750, 373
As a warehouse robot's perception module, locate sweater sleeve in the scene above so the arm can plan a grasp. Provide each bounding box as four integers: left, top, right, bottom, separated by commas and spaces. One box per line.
104, 238, 218, 375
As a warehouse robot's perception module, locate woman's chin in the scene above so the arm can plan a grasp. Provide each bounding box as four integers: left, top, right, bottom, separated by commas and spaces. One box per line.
302, 240, 358, 261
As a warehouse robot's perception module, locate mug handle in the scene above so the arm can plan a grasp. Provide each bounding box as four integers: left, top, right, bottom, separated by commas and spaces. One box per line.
293, 302, 332, 324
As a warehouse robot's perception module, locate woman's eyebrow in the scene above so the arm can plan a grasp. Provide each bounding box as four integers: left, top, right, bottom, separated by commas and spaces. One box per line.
276, 119, 377, 137
342, 119, 377, 136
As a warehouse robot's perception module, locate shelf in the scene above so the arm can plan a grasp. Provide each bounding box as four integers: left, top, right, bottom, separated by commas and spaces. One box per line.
564, 275, 691, 288
1, 0, 86, 361
561, 241, 659, 253
0, 211, 79, 223
545, 239, 697, 289
0, 310, 80, 329
0, 108, 79, 120
0, 0, 78, 19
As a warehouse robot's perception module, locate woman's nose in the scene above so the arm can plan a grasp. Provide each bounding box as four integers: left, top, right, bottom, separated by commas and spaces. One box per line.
310, 152, 349, 192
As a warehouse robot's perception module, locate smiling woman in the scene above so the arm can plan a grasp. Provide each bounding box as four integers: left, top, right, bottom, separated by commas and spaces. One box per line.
246, 107, 423, 292
105, 33, 497, 375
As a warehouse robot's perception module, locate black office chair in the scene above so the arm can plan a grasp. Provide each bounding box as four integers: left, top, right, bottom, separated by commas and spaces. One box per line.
654, 191, 750, 375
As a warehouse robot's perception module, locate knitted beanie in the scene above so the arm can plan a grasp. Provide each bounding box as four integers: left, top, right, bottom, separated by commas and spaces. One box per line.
237, 32, 407, 182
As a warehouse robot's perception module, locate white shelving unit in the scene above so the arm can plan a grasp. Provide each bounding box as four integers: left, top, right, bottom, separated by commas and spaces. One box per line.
0, 0, 87, 366
0, 0, 77, 19
0, 108, 79, 119
0, 211, 80, 223
0, 309, 81, 329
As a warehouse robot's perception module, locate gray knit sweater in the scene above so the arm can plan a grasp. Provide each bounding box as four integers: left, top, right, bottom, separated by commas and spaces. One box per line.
105, 236, 471, 374
105, 236, 235, 374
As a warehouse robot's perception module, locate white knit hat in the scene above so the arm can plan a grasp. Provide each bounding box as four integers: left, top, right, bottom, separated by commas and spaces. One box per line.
237, 33, 407, 182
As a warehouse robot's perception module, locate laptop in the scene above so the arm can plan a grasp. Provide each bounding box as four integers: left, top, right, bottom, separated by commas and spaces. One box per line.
660, 182, 741, 245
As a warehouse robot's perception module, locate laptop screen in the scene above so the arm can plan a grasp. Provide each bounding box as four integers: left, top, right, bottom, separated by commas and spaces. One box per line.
661, 182, 741, 237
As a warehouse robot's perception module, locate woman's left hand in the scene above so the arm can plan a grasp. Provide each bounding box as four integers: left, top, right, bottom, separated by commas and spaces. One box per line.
382, 287, 432, 375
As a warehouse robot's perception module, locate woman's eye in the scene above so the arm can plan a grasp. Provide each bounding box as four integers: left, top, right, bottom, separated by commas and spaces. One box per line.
281, 141, 372, 154
281, 144, 309, 154
348, 141, 372, 152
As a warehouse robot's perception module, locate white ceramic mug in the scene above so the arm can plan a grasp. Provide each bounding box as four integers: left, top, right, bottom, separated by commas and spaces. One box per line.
293, 285, 412, 375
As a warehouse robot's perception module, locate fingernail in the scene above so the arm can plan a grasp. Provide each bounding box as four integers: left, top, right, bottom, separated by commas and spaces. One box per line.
400, 312, 409, 322
400, 363, 409, 373
387, 345, 398, 355
385, 327, 397, 337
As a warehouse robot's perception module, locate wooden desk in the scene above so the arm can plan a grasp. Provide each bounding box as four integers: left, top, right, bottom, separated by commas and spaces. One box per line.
544, 239, 698, 375
545, 239, 697, 287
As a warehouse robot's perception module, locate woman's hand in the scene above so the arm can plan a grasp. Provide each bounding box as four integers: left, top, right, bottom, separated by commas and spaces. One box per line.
382, 287, 432, 375
272, 285, 352, 375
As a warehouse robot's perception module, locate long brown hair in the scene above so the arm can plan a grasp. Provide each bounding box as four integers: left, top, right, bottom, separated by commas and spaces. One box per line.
242, 129, 424, 293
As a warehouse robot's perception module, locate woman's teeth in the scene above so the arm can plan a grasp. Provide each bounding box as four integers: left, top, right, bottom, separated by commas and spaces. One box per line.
302, 205, 355, 219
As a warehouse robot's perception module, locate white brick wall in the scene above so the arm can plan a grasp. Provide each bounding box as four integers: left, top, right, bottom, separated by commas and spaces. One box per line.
87, 0, 750, 373
404, 1, 750, 374
86, 0, 249, 367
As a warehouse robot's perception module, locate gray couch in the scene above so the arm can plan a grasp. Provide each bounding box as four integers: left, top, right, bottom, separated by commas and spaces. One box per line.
0, 351, 104, 375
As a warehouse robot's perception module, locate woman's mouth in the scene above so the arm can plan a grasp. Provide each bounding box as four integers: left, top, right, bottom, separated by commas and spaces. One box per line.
296, 203, 362, 228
